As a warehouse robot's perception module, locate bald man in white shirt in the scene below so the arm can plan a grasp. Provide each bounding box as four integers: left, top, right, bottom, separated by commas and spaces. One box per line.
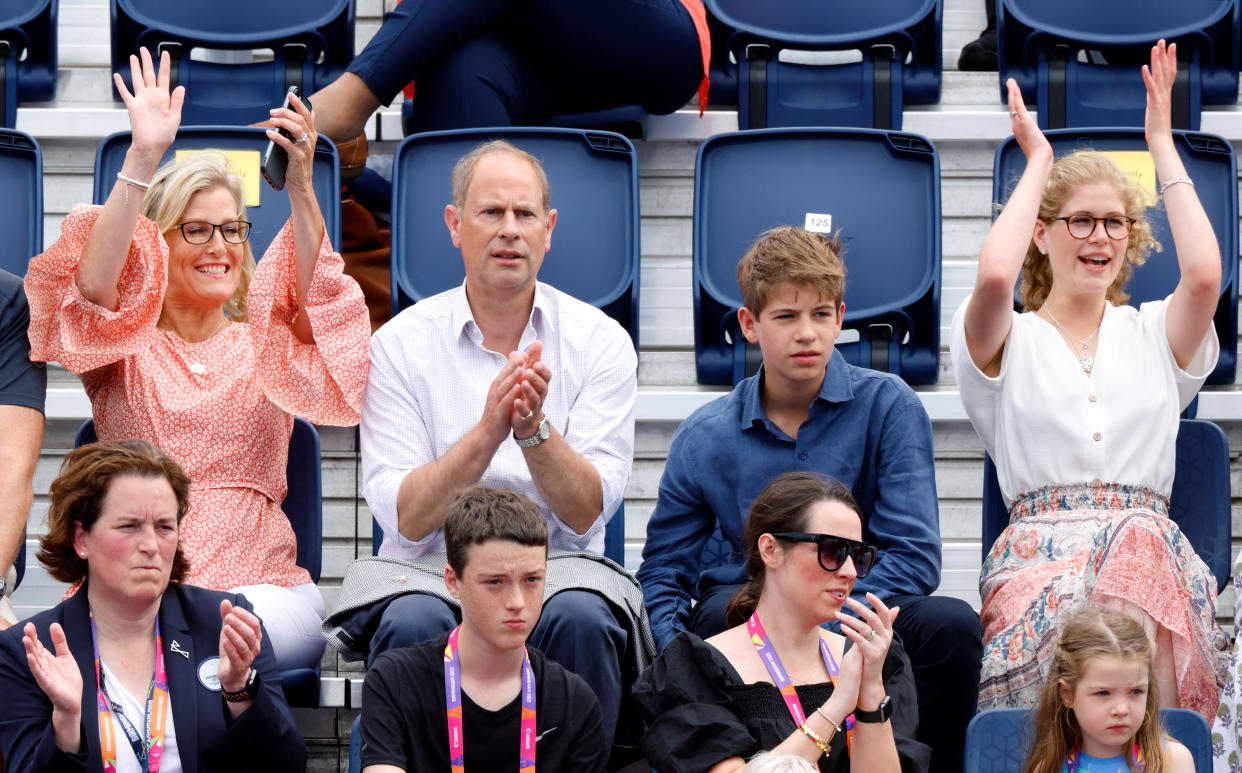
354, 139, 636, 750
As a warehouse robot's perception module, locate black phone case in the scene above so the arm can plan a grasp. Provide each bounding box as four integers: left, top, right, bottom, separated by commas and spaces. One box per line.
261, 87, 311, 191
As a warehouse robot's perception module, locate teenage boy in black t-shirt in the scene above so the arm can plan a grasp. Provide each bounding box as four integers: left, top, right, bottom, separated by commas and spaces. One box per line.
359, 486, 607, 773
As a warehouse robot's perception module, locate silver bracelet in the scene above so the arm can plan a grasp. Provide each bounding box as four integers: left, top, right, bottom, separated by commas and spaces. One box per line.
116, 172, 151, 191
1159, 176, 1193, 196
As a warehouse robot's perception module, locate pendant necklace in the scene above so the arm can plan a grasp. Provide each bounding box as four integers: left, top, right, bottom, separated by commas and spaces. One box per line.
1042, 306, 1100, 373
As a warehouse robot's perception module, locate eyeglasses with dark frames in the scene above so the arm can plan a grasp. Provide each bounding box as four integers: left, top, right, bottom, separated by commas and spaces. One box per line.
176, 220, 252, 245
770, 532, 878, 578
1050, 214, 1136, 240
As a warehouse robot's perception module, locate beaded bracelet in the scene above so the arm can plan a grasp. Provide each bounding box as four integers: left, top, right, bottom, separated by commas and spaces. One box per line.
799, 722, 832, 757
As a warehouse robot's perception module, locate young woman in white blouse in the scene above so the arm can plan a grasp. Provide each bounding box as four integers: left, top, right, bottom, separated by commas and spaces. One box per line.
951, 40, 1227, 717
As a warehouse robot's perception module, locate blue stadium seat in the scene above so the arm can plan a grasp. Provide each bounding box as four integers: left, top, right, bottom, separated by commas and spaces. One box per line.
92, 127, 341, 260
998, 0, 1238, 130
371, 508, 628, 567
993, 129, 1238, 385
401, 101, 650, 141
694, 128, 941, 386
75, 416, 325, 704
0, 129, 42, 277
389, 127, 640, 348
0, 0, 56, 128
706, 0, 942, 130
981, 419, 1232, 594
110, 0, 354, 126
965, 707, 1211, 773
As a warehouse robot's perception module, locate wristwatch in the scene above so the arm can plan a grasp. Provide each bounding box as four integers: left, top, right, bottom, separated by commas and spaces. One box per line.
221, 668, 260, 702
853, 695, 892, 724
514, 417, 551, 448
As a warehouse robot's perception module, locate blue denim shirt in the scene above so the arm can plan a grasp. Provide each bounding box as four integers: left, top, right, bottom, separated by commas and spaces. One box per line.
636, 351, 942, 650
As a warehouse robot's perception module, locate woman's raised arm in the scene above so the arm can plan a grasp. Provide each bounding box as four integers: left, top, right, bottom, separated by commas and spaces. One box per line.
76, 47, 183, 310
1148, 40, 1222, 367
962, 79, 1054, 376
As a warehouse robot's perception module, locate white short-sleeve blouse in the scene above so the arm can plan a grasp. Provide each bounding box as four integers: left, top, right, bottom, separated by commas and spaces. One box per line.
950, 295, 1217, 503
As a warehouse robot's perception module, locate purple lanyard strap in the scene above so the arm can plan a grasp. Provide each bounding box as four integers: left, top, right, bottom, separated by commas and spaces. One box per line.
444, 625, 537, 773
89, 612, 169, 773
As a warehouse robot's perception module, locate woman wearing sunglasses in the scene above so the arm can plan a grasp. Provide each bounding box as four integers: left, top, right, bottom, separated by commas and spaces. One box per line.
633, 472, 929, 773
22, 48, 370, 673
951, 40, 1227, 718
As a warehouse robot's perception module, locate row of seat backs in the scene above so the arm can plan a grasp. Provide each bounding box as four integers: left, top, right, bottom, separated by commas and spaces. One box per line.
110, 0, 355, 126
0, 0, 55, 128
3, 124, 1235, 392
999, 0, 1240, 130
965, 707, 1212, 773
980, 419, 1233, 594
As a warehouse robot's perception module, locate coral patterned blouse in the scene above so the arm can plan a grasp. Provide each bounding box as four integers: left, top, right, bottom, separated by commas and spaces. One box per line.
25, 205, 370, 589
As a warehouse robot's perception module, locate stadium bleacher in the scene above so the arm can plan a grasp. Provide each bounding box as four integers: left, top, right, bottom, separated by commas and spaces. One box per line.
8, 0, 1242, 769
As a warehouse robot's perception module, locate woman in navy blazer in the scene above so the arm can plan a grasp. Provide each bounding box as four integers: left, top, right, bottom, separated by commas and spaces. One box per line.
0, 440, 305, 772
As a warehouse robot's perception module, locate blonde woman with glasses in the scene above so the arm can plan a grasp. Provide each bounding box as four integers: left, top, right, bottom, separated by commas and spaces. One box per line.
23, 48, 371, 672
951, 40, 1227, 719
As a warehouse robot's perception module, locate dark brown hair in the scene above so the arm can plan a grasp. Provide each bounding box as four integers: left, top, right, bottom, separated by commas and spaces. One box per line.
38, 440, 192, 584
1023, 607, 1167, 773
725, 472, 864, 626
444, 486, 548, 574
736, 226, 848, 315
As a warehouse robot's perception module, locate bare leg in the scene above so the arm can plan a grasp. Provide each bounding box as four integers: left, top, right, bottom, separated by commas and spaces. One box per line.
1097, 597, 1179, 707
308, 73, 383, 141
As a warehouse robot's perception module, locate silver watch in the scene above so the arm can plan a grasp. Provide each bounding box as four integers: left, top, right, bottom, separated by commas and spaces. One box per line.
514, 417, 551, 448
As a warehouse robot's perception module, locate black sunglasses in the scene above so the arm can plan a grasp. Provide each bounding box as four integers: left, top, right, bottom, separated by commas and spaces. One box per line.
771, 532, 878, 578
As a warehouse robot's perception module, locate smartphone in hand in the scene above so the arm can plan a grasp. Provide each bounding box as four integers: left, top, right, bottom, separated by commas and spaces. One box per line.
261, 86, 312, 191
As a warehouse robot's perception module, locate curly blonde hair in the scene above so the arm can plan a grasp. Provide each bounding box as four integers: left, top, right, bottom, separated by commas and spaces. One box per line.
141, 150, 256, 320
1020, 151, 1160, 311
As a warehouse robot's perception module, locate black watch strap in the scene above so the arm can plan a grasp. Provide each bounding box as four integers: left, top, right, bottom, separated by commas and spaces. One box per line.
853, 695, 892, 724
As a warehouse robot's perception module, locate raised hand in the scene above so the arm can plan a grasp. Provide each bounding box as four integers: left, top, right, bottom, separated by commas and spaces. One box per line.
267, 92, 318, 194
1007, 77, 1052, 165
511, 340, 552, 437
217, 600, 263, 695
113, 47, 184, 157
23, 622, 83, 714
836, 593, 899, 704
1142, 39, 1177, 147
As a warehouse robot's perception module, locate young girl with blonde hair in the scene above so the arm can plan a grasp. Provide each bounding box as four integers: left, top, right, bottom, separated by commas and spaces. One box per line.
1024, 607, 1192, 773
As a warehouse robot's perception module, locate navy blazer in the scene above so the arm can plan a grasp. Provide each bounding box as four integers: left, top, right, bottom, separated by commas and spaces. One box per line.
0, 583, 305, 772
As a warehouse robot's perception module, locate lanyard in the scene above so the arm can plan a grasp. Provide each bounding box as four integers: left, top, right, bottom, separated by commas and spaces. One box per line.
746, 612, 854, 751
444, 625, 537, 773
89, 612, 170, 773
1063, 743, 1145, 773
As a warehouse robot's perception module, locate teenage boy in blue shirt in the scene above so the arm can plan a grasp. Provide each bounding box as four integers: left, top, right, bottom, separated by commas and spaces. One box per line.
637, 226, 981, 773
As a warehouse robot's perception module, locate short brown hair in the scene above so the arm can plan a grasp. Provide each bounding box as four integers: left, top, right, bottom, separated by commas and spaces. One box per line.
38, 440, 192, 584
450, 139, 551, 217
736, 226, 847, 314
444, 486, 548, 574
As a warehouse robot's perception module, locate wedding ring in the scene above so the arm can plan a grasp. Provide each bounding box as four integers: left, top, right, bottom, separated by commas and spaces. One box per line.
521, 410, 535, 421
296, 133, 309, 143
1010, 110, 1018, 117
866, 629, 877, 641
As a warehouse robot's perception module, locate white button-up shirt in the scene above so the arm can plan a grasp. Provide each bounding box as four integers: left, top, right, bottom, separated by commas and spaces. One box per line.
361, 282, 637, 557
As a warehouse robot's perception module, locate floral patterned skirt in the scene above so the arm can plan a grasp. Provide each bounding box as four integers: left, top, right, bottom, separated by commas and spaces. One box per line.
1212, 558, 1242, 771
978, 482, 1226, 718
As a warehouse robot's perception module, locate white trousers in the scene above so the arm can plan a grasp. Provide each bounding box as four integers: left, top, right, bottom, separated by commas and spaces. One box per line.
230, 582, 326, 672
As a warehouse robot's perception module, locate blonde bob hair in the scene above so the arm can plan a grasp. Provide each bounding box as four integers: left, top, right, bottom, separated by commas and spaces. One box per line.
1022, 607, 1168, 773
141, 150, 256, 320
1020, 151, 1160, 311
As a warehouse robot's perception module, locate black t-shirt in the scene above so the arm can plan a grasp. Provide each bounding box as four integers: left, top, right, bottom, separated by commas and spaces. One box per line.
0, 269, 44, 413
360, 632, 608, 773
